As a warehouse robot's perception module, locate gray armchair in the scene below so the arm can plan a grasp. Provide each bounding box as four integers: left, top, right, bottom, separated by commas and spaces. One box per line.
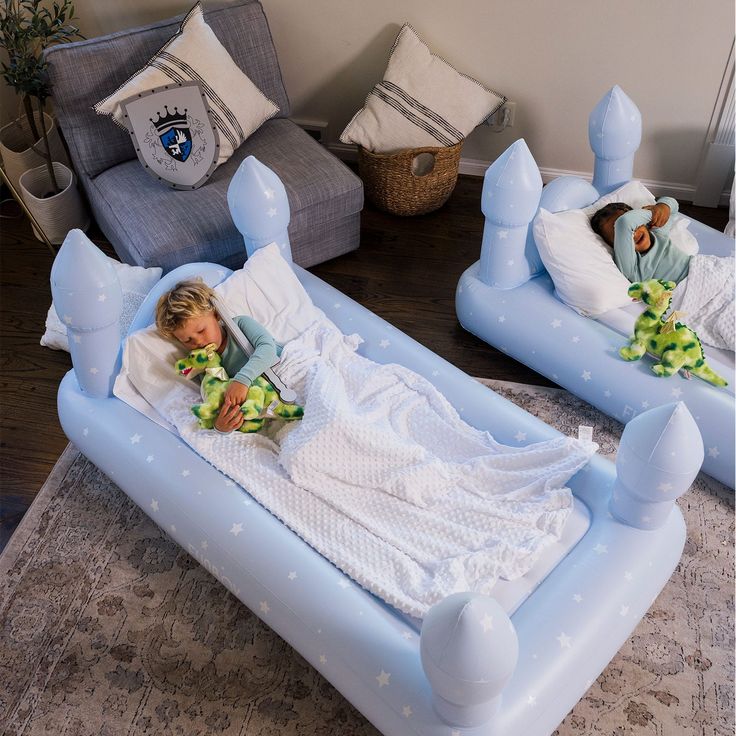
45, 0, 362, 272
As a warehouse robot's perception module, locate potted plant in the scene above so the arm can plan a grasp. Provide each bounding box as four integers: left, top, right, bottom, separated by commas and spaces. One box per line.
1, 0, 89, 242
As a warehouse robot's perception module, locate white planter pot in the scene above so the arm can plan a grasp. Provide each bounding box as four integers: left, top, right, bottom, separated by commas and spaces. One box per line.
19, 162, 90, 245
0, 113, 69, 194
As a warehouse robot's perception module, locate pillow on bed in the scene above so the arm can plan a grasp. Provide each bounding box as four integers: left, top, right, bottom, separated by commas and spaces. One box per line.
533, 181, 698, 317
93, 2, 279, 168
114, 243, 325, 423
339, 24, 505, 153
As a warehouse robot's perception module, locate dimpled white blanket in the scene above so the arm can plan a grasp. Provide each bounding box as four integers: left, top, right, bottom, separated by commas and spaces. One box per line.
165, 321, 597, 618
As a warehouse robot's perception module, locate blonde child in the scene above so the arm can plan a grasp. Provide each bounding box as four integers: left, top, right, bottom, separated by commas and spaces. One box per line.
156, 279, 280, 433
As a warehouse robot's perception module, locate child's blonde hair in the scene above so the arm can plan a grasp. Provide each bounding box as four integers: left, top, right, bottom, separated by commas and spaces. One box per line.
155, 279, 217, 338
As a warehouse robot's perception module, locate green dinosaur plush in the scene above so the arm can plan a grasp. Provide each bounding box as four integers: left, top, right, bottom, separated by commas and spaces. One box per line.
174, 343, 304, 432
620, 279, 727, 387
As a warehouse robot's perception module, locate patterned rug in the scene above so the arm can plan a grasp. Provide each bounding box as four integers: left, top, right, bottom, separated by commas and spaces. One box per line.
0, 381, 732, 736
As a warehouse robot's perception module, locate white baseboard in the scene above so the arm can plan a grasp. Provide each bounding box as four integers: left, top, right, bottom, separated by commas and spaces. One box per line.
328, 143, 730, 207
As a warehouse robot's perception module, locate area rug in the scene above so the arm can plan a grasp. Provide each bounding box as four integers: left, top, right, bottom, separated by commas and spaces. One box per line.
0, 381, 732, 736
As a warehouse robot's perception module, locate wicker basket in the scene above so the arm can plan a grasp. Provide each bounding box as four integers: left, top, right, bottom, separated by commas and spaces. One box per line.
358, 141, 463, 216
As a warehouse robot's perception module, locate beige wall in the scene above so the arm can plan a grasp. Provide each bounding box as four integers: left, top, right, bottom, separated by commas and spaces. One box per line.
3, 0, 733, 188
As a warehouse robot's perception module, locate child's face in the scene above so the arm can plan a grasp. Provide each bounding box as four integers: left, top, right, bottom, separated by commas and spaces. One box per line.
172, 311, 224, 351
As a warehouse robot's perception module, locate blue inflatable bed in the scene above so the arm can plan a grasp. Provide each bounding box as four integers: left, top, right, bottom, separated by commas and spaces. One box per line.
456, 86, 734, 489
53, 155, 704, 735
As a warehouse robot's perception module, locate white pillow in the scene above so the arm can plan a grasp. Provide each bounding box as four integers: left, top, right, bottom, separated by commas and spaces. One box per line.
41, 258, 162, 351
533, 181, 698, 317
114, 243, 324, 423
94, 2, 279, 167
340, 24, 505, 153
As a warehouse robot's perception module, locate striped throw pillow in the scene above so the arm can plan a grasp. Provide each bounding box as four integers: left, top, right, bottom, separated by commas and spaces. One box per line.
94, 3, 279, 167
340, 24, 505, 154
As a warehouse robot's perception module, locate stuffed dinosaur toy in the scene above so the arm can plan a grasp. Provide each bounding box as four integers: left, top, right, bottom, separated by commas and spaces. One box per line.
174, 343, 304, 432
620, 279, 727, 387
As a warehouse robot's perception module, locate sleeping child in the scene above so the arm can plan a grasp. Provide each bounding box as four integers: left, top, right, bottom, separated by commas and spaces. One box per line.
156, 279, 281, 433
590, 197, 735, 351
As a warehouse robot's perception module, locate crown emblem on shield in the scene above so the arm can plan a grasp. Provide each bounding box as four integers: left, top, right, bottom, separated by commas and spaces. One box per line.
150, 105, 192, 162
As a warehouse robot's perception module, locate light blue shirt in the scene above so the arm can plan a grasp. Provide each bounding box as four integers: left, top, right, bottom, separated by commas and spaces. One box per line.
613, 196, 690, 284
219, 315, 281, 387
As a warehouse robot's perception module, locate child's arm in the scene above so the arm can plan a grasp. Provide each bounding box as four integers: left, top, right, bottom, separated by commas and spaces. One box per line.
613, 208, 652, 280
221, 316, 278, 410
644, 196, 678, 234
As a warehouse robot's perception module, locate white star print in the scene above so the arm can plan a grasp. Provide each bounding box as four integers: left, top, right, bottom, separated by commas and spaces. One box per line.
573, 593, 582, 603
671, 387, 683, 398
229, 523, 244, 536
527, 694, 537, 706
604, 389, 612, 398
145, 455, 154, 463
338, 579, 350, 589
181, 469, 191, 477
707, 447, 720, 458
63, 315, 73, 325
657, 482, 673, 493
200, 540, 208, 550
402, 631, 413, 640
170, 524, 176, 533
333, 303, 341, 309
259, 601, 270, 614
557, 632, 572, 649
150, 499, 159, 512
288, 571, 297, 580
619, 605, 630, 616
98, 293, 107, 302
129, 433, 142, 444
480, 613, 494, 632
376, 670, 391, 687
402, 706, 412, 718
264, 187, 275, 199
551, 319, 562, 328
514, 431, 527, 442
89, 367, 98, 375
624, 571, 633, 581
431, 370, 439, 377
571, 336, 580, 343
581, 370, 591, 381
593, 543, 608, 554
267, 207, 277, 217
379, 339, 390, 348
498, 230, 509, 239
641, 400, 650, 409
498, 315, 506, 323
319, 654, 327, 664
82, 428, 89, 436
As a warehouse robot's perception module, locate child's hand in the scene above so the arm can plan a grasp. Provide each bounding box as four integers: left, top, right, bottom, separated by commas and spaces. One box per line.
633, 225, 652, 253
214, 402, 245, 432
224, 381, 249, 407
643, 202, 670, 228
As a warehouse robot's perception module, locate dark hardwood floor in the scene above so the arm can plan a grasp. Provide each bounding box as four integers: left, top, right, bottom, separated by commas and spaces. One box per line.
0, 172, 728, 551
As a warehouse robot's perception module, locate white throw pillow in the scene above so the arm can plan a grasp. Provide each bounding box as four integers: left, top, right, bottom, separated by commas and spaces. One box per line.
533, 181, 698, 317
94, 2, 279, 167
340, 24, 505, 153
41, 258, 162, 351
114, 243, 325, 422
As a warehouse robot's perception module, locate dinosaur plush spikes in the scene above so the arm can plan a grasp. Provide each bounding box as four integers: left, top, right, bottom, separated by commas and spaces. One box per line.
620, 279, 727, 387
174, 344, 304, 432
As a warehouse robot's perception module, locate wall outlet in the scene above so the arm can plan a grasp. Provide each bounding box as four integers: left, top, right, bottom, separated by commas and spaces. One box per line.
292, 119, 329, 144
485, 101, 516, 129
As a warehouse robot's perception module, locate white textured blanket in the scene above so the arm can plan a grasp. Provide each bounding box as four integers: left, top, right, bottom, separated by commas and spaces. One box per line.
674, 255, 735, 352
162, 322, 597, 617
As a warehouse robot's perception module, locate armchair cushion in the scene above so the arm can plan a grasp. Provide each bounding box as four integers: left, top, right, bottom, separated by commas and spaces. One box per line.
87, 119, 363, 271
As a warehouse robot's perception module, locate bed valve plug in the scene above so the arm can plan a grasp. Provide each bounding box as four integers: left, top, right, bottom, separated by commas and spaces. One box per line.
420, 592, 518, 728
610, 401, 703, 530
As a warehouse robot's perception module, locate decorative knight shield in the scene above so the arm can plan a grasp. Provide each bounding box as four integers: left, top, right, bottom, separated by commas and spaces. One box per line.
120, 82, 219, 190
